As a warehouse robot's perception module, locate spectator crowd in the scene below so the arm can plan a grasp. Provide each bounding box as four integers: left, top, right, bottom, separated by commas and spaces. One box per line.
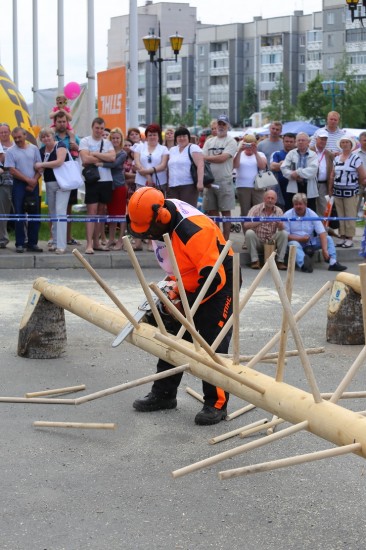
1, 108, 366, 273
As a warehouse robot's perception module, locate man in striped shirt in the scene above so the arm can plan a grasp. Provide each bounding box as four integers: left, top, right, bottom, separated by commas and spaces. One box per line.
310, 111, 345, 156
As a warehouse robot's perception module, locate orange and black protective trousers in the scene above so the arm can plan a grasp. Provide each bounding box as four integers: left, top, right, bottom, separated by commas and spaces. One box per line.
151, 278, 235, 410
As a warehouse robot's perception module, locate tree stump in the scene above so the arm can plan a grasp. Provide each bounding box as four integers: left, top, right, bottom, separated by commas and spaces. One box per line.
326, 280, 365, 345
18, 289, 67, 358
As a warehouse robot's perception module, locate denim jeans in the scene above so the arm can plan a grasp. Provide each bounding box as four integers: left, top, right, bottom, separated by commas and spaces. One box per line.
288, 234, 336, 268
46, 180, 70, 250
12, 179, 40, 247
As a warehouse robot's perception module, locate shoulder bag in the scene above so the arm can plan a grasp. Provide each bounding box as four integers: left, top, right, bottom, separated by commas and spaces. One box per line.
254, 169, 278, 190
54, 148, 84, 191
188, 145, 215, 187
82, 139, 103, 184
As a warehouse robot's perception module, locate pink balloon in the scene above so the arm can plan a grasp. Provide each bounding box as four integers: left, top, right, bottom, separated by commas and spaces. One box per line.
64, 82, 81, 100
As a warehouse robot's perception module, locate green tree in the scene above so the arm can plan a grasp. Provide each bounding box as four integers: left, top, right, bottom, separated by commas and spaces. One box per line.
197, 104, 211, 128
239, 79, 258, 122
181, 105, 194, 127
162, 95, 174, 125
262, 74, 296, 122
297, 74, 330, 122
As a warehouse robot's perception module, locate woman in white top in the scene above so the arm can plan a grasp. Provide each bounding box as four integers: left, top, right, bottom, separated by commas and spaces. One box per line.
133, 123, 168, 250
167, 127, 204, 206
134, 123, 169, 194
233, 133, 267, 233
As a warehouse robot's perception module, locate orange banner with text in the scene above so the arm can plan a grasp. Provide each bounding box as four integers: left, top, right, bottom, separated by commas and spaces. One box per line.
97, 67, 126, 134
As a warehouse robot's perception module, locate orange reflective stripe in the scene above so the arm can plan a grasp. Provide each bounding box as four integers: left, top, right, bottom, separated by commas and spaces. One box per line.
213, 387, 226, 409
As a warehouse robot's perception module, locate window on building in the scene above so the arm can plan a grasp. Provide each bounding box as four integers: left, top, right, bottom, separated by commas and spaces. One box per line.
260, 90, 271, 101
261, 72, 278, 82
328, 34, 334, 47
261, 53, 283, 64
348, 52, 366, 65
307, 30, 322, 43
261, 35, 282, 47
210, 41, 228, 53
244, 42, 250, 52
307, 51, 322, 61
346, 28, 366, 42
245, 59, 250, 69
199, 45, 205, 56
199, 62, 204, 73
299, 72, 305, 84
299, 35, 306, 47
299, 54, 305, 65
327, 12, 335, 25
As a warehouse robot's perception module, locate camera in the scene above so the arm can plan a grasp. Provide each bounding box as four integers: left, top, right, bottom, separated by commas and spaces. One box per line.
244, 143, 252, 148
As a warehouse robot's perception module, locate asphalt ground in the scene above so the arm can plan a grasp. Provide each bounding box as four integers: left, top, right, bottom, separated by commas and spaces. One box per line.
1, 265, 366, 549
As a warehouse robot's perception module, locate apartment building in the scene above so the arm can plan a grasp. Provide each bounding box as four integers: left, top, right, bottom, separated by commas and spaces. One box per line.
107, 1, 360, 128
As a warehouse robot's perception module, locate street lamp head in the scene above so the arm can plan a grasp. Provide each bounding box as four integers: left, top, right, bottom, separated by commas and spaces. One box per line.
143, 33, 161, 62
345, 1, 366, 22
169, 32, 184, 61
321, 80, 331, 92
338, 81, 346, 92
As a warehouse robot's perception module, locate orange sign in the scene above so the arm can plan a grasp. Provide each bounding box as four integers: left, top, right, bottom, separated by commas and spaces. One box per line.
97, 67, 127, 134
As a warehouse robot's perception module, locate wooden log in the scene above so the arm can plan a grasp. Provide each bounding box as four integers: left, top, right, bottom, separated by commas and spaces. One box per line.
326, 280, 365, 345
25, 385, 85, 398
32, 278, 366, 461
18, 289, 67, 359
218, 443, 361, 480
335, 272, 361, 295
33, 421, 116, 429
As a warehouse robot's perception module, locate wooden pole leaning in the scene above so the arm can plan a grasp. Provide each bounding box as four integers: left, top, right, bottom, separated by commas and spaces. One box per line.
122, 236, 167, 335
185, 387, 204, 403
209, 418, 268, 445
232, 253, 241, 365
172, 420, 309, 479
223, 348, 325, 362
72, 249, 139, 329
176, 240, 232, 340
162, 233, 199, 351
244, 281, 331, 371
218, 443, 361, 480
225, 403, 256, 421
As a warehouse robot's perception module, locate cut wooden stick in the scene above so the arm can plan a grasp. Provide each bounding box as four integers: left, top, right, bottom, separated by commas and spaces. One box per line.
218, 442, 361, 480
33, 421, 116, 430
176, 240, 232, 340
25, 384, 86, 398
209, 418, 268, 445
0, 396, 76, 405
329, 344, 366, 404
240, 417, 285, 438
225, 403, 256, 421
172, 420, 308, 479
122, 236, 167, 335
185, 387, 204, 403
232, 253, 240, 365
75, 364, 190, 405
72, 249, 139, 329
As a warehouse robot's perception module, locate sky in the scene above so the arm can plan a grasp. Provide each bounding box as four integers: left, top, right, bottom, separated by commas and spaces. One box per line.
0, 0, 322, 103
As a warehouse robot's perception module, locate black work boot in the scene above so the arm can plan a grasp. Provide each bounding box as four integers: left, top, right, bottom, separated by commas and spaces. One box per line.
194, 404, 227, 425
133, 392, 177, 412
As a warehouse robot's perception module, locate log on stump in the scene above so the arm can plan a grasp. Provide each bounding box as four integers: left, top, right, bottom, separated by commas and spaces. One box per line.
326, 280, 365, 345
18, 289, 67, 358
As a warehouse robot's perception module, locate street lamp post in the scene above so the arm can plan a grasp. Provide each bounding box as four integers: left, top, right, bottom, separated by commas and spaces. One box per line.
321, 80, 346, 110
142, 27, 183, 129
345, 0, 366, 23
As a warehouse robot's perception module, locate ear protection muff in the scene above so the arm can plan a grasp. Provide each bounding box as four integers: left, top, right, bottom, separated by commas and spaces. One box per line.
152, 204, 171, 225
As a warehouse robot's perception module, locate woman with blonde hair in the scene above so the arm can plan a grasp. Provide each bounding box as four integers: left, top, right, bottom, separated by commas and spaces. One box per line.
96, 127, 127, 250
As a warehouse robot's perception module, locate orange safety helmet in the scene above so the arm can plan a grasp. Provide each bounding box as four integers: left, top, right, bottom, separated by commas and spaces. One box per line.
128, 187, 166, 233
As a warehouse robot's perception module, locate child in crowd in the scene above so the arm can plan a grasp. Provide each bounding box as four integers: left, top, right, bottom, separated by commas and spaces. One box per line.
49, 94, 73, 131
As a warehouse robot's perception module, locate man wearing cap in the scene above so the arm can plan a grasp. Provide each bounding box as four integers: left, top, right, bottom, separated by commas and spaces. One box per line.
310, 111, 345, 155
310, 129, 333, 216
127, 186, 237, 425
269, 132, 296, 211
203, 114, 237, 240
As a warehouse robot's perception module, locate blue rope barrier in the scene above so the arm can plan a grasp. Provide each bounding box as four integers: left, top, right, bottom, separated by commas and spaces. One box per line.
0, 215, 363, 223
